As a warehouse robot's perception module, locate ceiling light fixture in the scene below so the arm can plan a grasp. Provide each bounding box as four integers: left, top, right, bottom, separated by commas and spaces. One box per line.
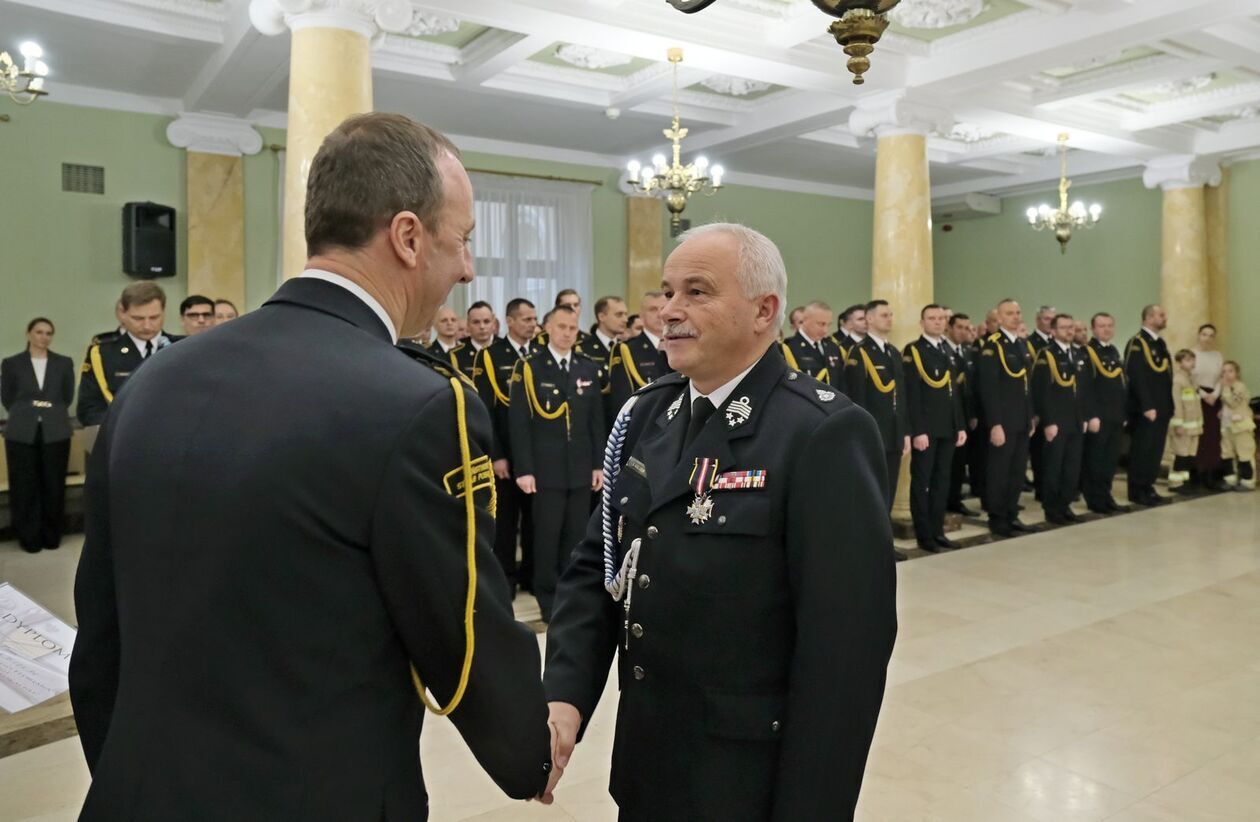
1, 40, 50, 105
1026, 133, 1102, 254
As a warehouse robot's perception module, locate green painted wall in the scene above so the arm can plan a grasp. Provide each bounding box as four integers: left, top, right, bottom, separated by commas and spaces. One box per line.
1226, 160, 1260, 375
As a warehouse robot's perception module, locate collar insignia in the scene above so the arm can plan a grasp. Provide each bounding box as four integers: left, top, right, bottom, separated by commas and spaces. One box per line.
667, 392, 684, 421
726, 395, 753, 428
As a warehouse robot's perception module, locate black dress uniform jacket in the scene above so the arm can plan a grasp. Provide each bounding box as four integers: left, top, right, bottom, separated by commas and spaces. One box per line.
1084, 339, 1127, 424
844, 336, 909, 452
471, 336, 540, 461
76, 335, 150, 427
781, 330, 845, 387
508, 348, 605, 489
1, 351, 76, 444
544, 347, 897, 821
608, 332, 671, 416
977, 331, 1033, 434
1032, 343, 1085, 431
69, 279, 550, 820
902, 337, 965, 438
1125, 329, 1174, 419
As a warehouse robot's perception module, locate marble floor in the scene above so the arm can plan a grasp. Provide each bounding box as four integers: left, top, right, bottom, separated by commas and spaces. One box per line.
1, 490, 1258, 821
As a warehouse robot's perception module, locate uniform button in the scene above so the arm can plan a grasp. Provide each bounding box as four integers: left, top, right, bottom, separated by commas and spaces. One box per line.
771, 720, 781, 733
620, 496, 629, 505
647, 526, 659, 539
633, 665, 646, 680
631, 623, 644, 639
638, 574, 651, 589
717, 515, 727, 526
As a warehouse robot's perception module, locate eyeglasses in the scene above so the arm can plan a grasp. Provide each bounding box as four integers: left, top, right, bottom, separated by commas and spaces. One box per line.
185, 311, 214, 321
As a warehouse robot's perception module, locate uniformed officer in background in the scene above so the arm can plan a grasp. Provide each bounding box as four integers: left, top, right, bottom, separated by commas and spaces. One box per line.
1027, 305, 1056, 501
509, 304, 605, 622
452, 300, 496, 378
945, 312, 981, 516
1032, 313, 1095, 524
543, 223, 896, 821
428, 305, 462, 357
978, 298, 1035, 538
608, 290, 671, 413
77, 281, 175, 430
1125, 304, 1174, 506
537, 289, 592, 350
834, 303, 868, 358
903, 304, 967, 553
782, 300, 845, 389
1081, 312, 1127, 513
579, 296, 627, 367
472, 298, 541, 591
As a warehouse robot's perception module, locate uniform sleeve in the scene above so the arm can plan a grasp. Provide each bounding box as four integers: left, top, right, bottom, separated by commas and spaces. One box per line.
68, 418, 120, 772
370, 385, 551, 800
771, 405, 897, 820
902, 345, 926, 437
977, 340, 1000, 430
472, 351, 508, 462
77, 346, 108, 426
844, 354, 867, 410
1126, 340, 1157, 414
508, 361, 535, 477
1078, 354, 1097, 420
0, 359, 15, 410
608, 344, 635, 414
893, 355, 910, 441
1031, 350, 1049, 421
61, 355, 76, 407
589, 375, 606, 470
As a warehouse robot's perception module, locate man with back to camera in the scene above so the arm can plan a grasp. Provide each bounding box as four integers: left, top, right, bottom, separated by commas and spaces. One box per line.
69, 113, 555, 820
543, 223, 896, 821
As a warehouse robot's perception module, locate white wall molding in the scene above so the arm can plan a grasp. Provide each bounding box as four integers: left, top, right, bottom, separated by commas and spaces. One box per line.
166, 112, 264, 156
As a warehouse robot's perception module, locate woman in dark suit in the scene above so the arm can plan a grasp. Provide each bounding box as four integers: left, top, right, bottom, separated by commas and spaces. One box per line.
2, 318, 75, 552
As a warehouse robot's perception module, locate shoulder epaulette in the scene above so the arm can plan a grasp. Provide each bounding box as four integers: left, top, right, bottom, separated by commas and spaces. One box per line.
631, 370, 686, 397
782, 370, 847, 412
396, 342, 475, 389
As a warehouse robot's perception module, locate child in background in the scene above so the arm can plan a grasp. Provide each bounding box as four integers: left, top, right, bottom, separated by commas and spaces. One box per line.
1220, 361, 1256, 491
1169, 349, 1204, 493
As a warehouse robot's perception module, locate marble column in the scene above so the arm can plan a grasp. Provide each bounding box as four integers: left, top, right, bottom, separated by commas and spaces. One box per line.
1205, 167, 1230, 353
626, 196, 665, 303
851, 94, 952, 532
251, 0, 413, 279
1143, 156, 1222, 353
167, 114, 263, 309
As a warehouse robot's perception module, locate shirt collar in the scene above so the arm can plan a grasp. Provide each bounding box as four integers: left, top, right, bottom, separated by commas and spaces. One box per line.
547, 344, 572, 365
507, 333, 533, 353
436, 338, 458, 353
643, 329, 662, 349
922, 334, 943, 346
1142, 326, 1161, 341
1056, 339, 1073, 353
299, 269, 397, 344
1036, 329, 1053, 342
1001, 327, 1019, 342
596, 329, 616, 349
689, 357, 760, 412
127, 332, 154, 353
798, 329, 822, 346
867, 332, 888, 349
849, 332, 865, 344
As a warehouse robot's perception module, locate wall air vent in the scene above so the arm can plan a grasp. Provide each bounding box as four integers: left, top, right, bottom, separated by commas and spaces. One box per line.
62, 163, 105, 195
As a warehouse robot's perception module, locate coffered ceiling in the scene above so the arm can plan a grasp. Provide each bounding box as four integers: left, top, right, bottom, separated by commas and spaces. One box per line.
5, 0, 1260, 204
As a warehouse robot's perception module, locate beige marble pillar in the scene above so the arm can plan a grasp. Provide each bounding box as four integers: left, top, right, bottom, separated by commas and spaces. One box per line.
1144, 156, 1221, 353
166, 113, 263, 309
1205, 168, 1230, 353
251, 0, 414, 278
627, 196, 664, 301
851, 94, 951, 532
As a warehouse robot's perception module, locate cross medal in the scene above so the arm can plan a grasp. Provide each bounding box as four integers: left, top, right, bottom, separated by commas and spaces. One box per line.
687, 457, 719, 524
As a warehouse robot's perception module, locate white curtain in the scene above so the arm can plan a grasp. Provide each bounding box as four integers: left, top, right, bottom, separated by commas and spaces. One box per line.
462, 173, 596, 325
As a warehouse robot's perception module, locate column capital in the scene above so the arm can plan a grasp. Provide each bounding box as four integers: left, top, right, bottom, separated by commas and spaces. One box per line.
1143, 155, 1221, 191
849, 91, 953, 139
166, 113, 264, 157
249, 0, 414, 41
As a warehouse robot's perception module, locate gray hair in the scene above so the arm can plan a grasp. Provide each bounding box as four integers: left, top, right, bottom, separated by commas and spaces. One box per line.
676, 222, 787, 327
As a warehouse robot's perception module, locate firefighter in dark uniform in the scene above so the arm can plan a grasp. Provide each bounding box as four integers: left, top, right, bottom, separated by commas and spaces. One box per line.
977, 299, 1035, 538
578, 295, 627, 373
833, 303, 868, 360
781, 300, 846, 391
1081, 312, 1128, 513
450, 301, 497, 380
426, 305, 463, 361
77, 282, 175, 429
543, 224, 895, 822
1027, 307, 1056, 500
1031, 313, 1093, 524
509, 305, 605, 622
608, 290, 672, 415
944, 313, 981, 516
535, 288, 592, 351
903, 304, 967, 553
1125, 304, 1175, 506
470, 298, 541, 591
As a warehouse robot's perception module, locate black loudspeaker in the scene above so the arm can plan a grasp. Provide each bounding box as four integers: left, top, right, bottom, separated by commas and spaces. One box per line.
122, 202, 176, 278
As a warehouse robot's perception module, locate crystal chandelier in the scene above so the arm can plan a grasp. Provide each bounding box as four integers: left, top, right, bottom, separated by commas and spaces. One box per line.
625, 48, 725, 232
1, 41, 49, 105
1026, 133, 1102, 254
666, 0, 901, 85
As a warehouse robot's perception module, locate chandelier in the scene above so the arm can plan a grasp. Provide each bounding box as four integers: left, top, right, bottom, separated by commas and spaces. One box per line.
666, 0, 901, 85
1, 41, 49, 105
1026, 133, 1102, 254
625, 48, 725, 232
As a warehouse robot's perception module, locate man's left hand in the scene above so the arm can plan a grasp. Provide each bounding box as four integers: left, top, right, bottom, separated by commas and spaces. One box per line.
591, 470, 604, 492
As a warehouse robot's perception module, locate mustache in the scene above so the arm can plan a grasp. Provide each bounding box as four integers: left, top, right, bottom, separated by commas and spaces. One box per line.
663, 322, 698, 338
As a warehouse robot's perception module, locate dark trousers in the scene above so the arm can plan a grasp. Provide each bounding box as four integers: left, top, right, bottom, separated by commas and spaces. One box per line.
985, 427, 1029, 528
1041, 427, 1084, 517
493, 477, 526, 596
5, 428, 70, 549
532, 486, 589, 619
1029, 429, 1045, 496
947, 439, 967, 510
912, 437, 955, 543
882, 450, 902, 514
1082, 421, 1122, 507
1127, 413, 1170, 499
968, 423, 988, 507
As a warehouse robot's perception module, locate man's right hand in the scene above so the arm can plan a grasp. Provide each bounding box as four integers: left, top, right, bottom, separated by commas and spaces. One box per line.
516, 475, 537, 494
1044, 424, 1059, 442
1144, 409, 1157, 422
990, 424, 1006, 447
913, 434, 930, 452
544, 701, 581, 800
493, 459, 511, 480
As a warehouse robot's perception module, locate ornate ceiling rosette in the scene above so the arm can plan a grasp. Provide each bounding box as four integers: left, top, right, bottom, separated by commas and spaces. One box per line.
700, 75, 772, 96
1145, 73, 1216, 98
553, 44, 634, 70
887, 0, 984, 29
405, 14, 460, 37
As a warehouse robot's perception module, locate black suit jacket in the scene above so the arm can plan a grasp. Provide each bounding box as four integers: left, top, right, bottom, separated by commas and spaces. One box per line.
902, 338, 964, 439
977, 331, 1034, 434
1, 350, 75, 444
508, 349, 605, 489
69, 278, 550, 820
1125, 329, 1174, 419
1084, 339, 1127, 423
844, 337, 909, 452
544, 346, 896, 821
608, 332, 671, 416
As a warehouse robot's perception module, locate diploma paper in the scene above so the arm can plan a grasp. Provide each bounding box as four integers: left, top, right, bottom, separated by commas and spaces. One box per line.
0, 583, 77, 713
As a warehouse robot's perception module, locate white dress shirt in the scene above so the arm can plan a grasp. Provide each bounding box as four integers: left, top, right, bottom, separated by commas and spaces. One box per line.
596, 329, 617, 351
548, 344, 572, 371
643, 329, 662, 350
867, 332, 890, 355
31, 355, 47, 390
688, 354, 760, 410
299, 269, 398, 344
